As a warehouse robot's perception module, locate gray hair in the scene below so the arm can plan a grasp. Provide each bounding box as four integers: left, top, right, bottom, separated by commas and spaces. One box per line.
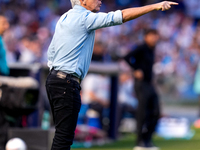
70, 0, 81, 8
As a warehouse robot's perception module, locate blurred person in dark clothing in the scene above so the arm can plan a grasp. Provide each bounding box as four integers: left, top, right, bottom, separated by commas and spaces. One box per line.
124, 29, 160, 150
0, 14, 10, 150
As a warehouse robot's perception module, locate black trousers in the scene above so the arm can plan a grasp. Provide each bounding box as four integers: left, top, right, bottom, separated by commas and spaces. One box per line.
134, 80, 160, 145
46, 70, 81, 150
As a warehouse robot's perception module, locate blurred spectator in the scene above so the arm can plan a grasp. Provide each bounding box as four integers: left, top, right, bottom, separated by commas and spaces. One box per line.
18, 36, 38, 63
81, 73, 110, 128
124, 29, 160, 150
117, 72, 137, 130
0, 14, 10, 75
36, 27, 52, 63
81, 41, 110, 129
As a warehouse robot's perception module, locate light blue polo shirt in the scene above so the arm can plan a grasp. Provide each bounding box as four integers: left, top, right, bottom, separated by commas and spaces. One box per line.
47, 5, 123, 80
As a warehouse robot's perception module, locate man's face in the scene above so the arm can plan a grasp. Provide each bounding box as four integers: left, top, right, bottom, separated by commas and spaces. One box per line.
81, 0, 102, 12
0, 16, 9, 35
145, 33, 159, 48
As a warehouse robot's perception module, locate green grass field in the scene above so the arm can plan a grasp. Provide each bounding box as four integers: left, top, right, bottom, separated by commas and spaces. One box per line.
72, 128, 200, 150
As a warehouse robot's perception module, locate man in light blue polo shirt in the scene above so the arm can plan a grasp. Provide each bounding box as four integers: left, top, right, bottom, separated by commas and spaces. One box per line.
45, 1, 178, 149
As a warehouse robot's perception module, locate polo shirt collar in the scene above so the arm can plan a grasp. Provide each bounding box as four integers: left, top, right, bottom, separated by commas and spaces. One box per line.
73, 5, 88, 11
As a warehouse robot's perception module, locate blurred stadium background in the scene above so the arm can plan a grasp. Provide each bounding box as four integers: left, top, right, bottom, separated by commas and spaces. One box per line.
1, 0, 200, 149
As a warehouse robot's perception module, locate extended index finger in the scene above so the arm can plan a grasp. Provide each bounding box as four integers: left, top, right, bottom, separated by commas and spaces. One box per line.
168, 1, 179, 5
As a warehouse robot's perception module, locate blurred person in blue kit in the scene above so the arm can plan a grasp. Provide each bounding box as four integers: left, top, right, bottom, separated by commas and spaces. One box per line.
124, 29, 160, 150
0, 14, 10, 150
45, 0, 178, 149
0, 15, 9, 76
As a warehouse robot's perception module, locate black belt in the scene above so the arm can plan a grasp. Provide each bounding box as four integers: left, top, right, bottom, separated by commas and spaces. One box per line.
51, 69, 81, 84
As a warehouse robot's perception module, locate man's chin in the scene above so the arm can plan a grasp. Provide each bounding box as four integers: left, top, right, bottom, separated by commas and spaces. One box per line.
93, 7, 100, 12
